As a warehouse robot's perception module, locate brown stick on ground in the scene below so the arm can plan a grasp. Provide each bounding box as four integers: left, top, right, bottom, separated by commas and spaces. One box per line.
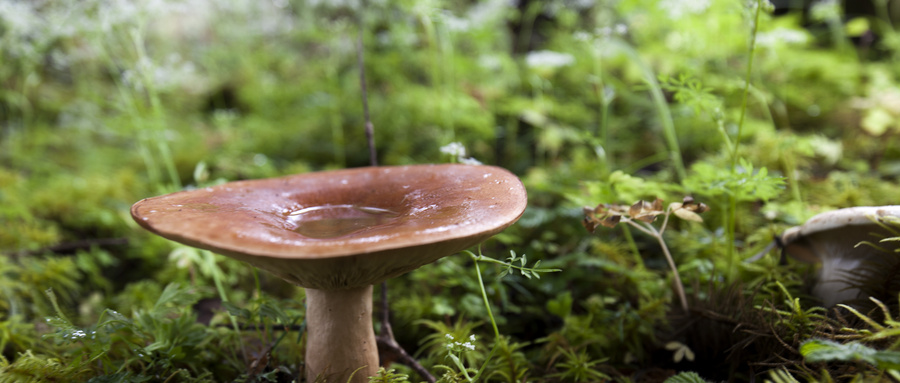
377, 283, 436, 382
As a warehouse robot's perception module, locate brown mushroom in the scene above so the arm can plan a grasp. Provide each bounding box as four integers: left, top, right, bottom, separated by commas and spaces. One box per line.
781, 206, 900, 307
130, 164, 527, 382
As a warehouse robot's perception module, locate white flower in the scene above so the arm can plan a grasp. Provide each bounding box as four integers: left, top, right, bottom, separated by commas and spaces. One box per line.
459, 157, 482, 166
596, 23, 628, 39
573, 31, 592, 42
658, 0, 711, 19
466, 0, 509, 28
756, 28, 810, 47
810, 0, 841, 21
469, 334, 476, 342
525, 50, 574, 69
121, 53, 198, 93
441, 142, 482, 165
440, 142, 467, 158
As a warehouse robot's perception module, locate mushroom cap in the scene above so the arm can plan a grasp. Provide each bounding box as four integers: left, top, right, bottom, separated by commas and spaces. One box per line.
131, 164, 527, 290
781, 206, 900, 263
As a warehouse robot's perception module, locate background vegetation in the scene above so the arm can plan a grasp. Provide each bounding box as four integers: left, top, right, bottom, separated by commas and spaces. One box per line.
2, 0, 900, 381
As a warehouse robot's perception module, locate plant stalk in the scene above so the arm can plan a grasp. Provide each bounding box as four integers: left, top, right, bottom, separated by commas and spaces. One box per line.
470, 252, 501, 382
727, 0, 763, 278
625, 220, 688, 311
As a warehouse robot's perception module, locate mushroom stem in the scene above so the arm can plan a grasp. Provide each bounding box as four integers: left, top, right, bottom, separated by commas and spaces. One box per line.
305, 286, 378, 383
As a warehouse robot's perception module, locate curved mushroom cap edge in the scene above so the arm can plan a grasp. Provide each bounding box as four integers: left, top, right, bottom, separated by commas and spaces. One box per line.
131, 164, 528, 290
781, 206, 900, 263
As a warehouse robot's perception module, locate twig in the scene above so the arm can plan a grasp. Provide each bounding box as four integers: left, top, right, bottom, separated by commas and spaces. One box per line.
380, 282, 392, 339
357, 25, 377, 167
356, 9, 431, 381
376, 334, 436, 383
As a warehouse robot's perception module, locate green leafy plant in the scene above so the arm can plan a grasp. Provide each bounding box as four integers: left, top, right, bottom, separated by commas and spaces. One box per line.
369, 367, 410, 383
547, 347, 610, 382
455, 248, 560, 382
801, 339, 900, 370
3, 0, 900, 380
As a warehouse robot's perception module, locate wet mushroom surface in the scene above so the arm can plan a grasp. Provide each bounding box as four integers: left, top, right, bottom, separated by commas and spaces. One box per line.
130, 163, 528, 382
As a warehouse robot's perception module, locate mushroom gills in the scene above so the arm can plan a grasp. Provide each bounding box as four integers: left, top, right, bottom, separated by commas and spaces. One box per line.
287, 204, 401, 239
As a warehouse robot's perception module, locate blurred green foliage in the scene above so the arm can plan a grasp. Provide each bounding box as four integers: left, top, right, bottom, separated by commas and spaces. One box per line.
2, 0, 900, 381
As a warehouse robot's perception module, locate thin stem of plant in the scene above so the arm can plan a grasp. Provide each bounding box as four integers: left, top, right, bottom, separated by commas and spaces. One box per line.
623, 218, 688, 312
727, 0, 763, 279
613, 40, 686, 181
731, 0, 761, 170
470, 251, 501, 382
621, 225, 645, 268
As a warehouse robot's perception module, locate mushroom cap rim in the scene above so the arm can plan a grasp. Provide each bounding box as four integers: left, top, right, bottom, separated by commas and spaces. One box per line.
780, 205, 900, 263
130, 164, 528, 261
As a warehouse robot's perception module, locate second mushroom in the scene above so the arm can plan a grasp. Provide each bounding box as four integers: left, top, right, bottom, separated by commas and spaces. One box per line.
781, 206, 900, 307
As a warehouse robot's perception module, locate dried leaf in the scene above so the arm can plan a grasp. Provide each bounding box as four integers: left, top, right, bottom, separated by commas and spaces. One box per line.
680, 196, 709, 213
600, 214, 622, 228
630, 199, 663, 223
674, 208, 704, 223
634, 213, 657, 223
694, 202, 709, 213
629, 201, 645, 217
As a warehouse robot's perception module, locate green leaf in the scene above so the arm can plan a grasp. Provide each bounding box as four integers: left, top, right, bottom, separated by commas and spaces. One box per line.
221, 301, 251, 320
259, 301, 291, 325
845, 17, 870, 37
801, 339, 900, 370
684, 159, 785, 202
153, 284, 198, 312
546, 291, 573, 318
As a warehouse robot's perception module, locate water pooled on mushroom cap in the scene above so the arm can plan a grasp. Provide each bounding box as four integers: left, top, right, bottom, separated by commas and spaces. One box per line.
286, 205, 402, 239
131, 164, 527, 290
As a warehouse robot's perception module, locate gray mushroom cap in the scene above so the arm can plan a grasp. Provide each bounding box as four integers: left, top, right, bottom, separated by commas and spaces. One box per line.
781, 206, 900, 263
780, 206, 900, 306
